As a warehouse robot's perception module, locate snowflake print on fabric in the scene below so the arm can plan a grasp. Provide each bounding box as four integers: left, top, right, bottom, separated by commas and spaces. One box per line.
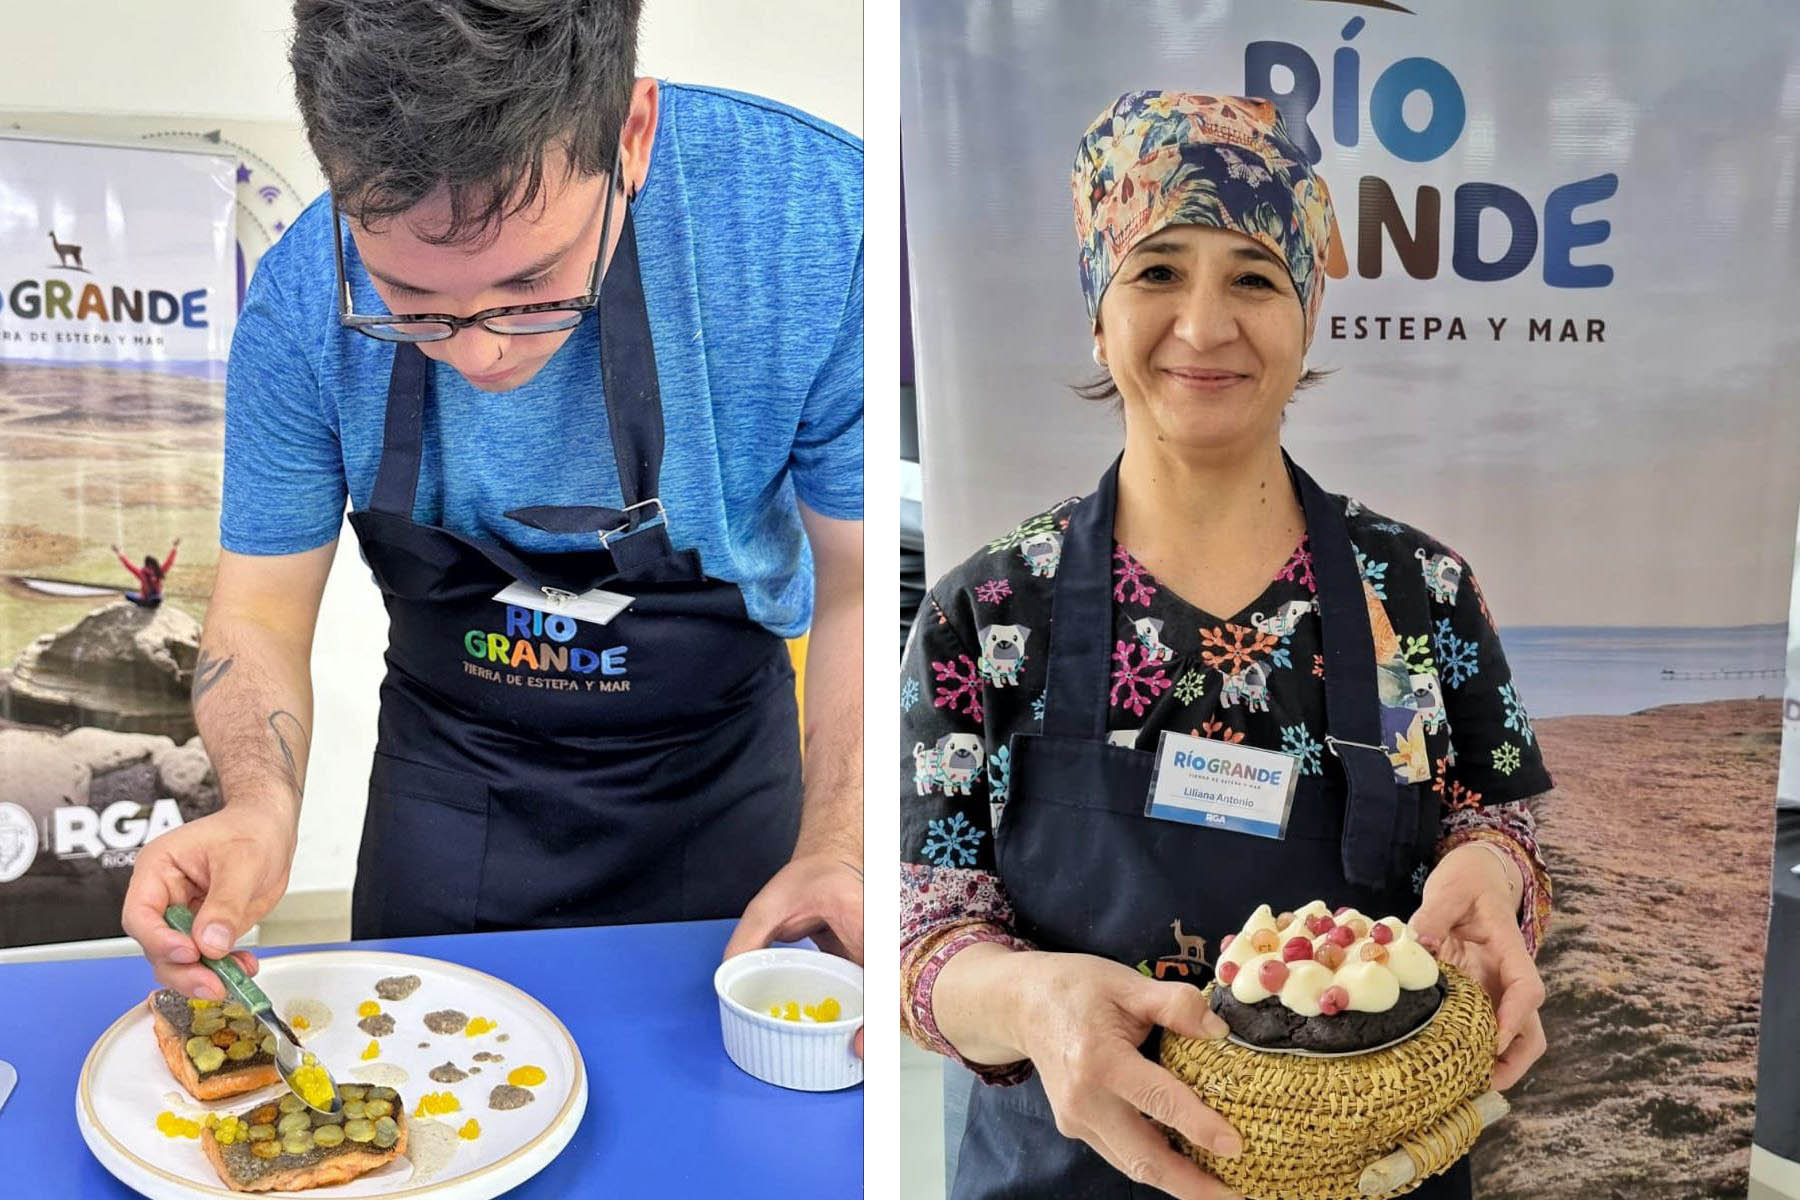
1493, 743, 1523, 776
1199, 623, 1277, 674
901, 677, 921, 711
1267, 642, 1293, 671
932, 655, 985, 721
987, 745, 1012, 803
1110, 640, 1173, 717
1031, 691, 1046, 723
1281, 723, 1324, 775
1276, 537, 1317, 592
985, 511, 1060, 553
1432, 618, 1481, 688
974, 578, 1013, 605
1355, 549, 1389, 600
1172, 668, 1208, 705
1401, 635, 1435, 676
1196, 718, 1246, 744
1446, 780, 1483, 811
1371, 521, 1405, 534
920, 812, 985, 868
1112, 546, 1158, 606
1312, 653, 1325, 678
1499, 683, 1535, 745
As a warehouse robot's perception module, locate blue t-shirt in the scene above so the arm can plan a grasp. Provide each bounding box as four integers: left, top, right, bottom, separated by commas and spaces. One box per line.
221, 83, 863, 638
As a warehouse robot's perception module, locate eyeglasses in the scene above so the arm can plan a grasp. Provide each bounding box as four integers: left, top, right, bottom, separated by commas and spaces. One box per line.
331, 153, 622, 344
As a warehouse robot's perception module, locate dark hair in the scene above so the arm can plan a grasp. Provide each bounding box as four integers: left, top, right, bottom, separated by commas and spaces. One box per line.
143, 556, 163, 579
290, 0, 644, 244
1073, 367, 1333, 406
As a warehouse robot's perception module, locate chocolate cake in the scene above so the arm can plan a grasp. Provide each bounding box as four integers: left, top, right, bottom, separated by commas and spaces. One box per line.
1208, 901, 1445, 1053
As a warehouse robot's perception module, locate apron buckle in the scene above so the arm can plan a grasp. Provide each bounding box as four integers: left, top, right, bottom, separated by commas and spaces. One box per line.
599, 497, 668, 547
1324, 734, 1389, 758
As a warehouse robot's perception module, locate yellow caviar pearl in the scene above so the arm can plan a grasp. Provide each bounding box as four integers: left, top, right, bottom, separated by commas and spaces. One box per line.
155, 1111, 201, 1138
464, 1016, 497, 1037
290, 1058, 334, 1109
360, 1039, 380, 1060
457, 1118, 481, 1140
356, 1000, 381, 1018
290, 1014, 310, 1031
505, 1065, 547, 1087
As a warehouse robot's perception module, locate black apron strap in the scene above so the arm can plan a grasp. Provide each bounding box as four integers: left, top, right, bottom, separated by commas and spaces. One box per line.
367, 337, 431, 517
1288, 456, 1401, 889
1038, 453, 1401, 887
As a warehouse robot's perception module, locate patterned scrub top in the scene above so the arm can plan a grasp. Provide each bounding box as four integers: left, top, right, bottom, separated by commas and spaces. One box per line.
899, 490, 1555, 1080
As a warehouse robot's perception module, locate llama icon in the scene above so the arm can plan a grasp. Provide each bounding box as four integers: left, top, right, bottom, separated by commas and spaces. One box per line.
48, 230, 85, 270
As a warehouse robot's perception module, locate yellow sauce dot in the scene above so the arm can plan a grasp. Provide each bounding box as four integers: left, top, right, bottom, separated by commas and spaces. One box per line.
505, 1065, 547, 1087
457, 1118, 481, 1140
186, 997, 216, 1011
464, 1016, 497, 1037
289, 1013, 310, 1032
155, 1110, 201, 1139
812, 997, 843, 1022
360, 1039, 381, 1061
412, 1091, 462, 1116
783, 1002, 800, 1022
356, 1000, 381, 1018
290, 1058, 334, 1109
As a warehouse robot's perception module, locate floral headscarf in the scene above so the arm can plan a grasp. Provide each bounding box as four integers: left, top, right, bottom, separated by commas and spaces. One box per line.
1072, 91, 1337, 345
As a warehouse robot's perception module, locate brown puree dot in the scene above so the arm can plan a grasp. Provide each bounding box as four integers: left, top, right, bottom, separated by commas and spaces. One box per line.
418, 1043, 430, 1049
428, 1062, 470, 1083
374, 975, 422, 1001
423, 1010, 468, 1035
358, 1014, 396, 1038
488, 1085, 534, 1111
497, 1034, 509, 1042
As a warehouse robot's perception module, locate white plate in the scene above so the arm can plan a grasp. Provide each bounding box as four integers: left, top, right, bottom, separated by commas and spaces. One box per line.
1222, 995, 1444, 1059
76, 950, 587, 1199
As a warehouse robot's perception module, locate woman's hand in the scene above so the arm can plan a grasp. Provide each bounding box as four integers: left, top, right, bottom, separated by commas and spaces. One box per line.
948, 947, 1243, 1199
1408, 843, 1547, 1091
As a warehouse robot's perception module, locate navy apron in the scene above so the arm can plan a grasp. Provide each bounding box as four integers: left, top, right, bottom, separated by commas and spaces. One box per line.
346, 210, 803, 939
950, 456, 1468, 1199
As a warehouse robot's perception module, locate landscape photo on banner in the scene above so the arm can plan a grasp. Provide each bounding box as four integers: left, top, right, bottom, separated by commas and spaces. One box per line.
901, 2, 1800, 1195
0, 134, 237, 949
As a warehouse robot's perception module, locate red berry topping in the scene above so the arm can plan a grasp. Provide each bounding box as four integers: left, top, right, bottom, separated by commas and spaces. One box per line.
1282, 937, 1313, 962
1219, 961, 1239, 984
1319, 986, 1349, 1016
1360, 943, 1389, 963
1276, 911, 1294, 928
1327, 925, 1356, 948
1220, 933, 1235, 952
1259, 959, 1290, 992
1371, 923, 1394, 945
1315, 944, 1346, 970
1334, 906, 1353, 917
1305, 914, 1335, 937
1346, 918, 1371, 939
1250, 929, 1279, 953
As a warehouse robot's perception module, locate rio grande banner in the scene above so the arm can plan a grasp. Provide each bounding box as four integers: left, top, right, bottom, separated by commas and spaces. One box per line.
0, 134, 235, 948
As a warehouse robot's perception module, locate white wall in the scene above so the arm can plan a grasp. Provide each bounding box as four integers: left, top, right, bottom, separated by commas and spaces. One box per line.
0, 0, 861, 900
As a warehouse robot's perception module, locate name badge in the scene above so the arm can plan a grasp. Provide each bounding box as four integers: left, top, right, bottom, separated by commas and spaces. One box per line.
492, 581, 634, 627
1144, 731, 1299, 839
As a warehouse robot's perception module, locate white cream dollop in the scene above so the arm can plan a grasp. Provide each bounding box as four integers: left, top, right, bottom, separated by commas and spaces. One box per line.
1229, 953, 1280, 1003
1383, 937, 1440, 990
1277, 960, 1335, 1016
1333, 960, 1401, 1013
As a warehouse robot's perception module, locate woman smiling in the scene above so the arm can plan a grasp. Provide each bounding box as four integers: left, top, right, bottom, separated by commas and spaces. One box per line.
901, 91, 1554, 1199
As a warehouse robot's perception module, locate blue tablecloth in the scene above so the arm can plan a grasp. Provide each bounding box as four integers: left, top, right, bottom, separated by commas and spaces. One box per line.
0, 920, 862, 1196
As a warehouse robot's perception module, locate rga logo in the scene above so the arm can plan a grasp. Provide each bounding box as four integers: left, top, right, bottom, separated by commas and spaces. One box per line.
0, 802, 39, 883
53, 798, 185, 870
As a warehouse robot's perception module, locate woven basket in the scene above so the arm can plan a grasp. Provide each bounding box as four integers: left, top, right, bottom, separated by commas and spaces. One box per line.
1159, 961, 1496, 1200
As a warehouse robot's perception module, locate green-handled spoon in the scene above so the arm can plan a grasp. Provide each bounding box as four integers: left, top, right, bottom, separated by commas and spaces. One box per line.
163, 904, 342, 1115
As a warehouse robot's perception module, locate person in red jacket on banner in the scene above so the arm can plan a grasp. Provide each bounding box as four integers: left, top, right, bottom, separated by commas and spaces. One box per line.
112, 537, 180, 608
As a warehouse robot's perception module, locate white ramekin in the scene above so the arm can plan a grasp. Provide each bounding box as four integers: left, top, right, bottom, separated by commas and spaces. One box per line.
713, 947, 864, 1091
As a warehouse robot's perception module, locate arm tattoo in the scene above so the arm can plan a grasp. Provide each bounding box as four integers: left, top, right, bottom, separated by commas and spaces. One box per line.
192, 649, 235, 703
267, 710, 310, 798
